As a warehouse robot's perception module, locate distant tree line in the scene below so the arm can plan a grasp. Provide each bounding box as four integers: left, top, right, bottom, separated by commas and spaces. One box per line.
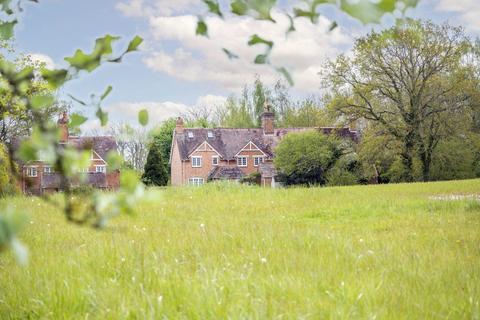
144, 20, 480, 187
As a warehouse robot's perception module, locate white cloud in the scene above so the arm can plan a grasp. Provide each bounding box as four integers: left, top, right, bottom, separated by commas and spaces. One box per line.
142, 12, 351, 93
80, 94, 227, 132
115, 0, 200, 17
435, 0, 480, 32
30, 53, 55, 69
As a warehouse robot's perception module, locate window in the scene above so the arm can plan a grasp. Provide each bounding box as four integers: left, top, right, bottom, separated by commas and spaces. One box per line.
237, 156, 247, 167
79, 167, 89, 173
212, 156, 219, 166
95, 165, 106, 173
189, 177, 204, 186
187, 131, 194, 138
192, 156, 202, 167
207, 131, 213, 138
26, 167, 37, 177
253, 156, 264, 167
44, 166, 53, 173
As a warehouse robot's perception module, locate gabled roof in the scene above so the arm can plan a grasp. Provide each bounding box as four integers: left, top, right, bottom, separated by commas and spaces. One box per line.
174, 127, 358, 161
11, 135, 117, 164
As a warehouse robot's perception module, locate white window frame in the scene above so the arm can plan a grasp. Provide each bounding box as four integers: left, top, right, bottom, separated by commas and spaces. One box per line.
26, 166, 37, 177
191, 156, 202, 168
253, 156, 264, 167
237, 156, 248, 167
95, 165, 106, 173
187, 131, 194, 138
189, 177, 204, 186
207, 131, 213, 138
212, 156, 219, 166
79, 167, 90, 173
44, 166, 53, 173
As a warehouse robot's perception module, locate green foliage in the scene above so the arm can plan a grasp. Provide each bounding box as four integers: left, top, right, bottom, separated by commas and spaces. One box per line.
240, 172, 261, 185
142, 141, 168, 186
325, 20, 474, 182
429, 136, 480, 181
138, 109, 149, 127
0, 143, 17, 196
274, 131, 342, 185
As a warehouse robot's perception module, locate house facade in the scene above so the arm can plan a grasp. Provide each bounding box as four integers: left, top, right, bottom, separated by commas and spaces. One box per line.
18, 112, 120, 195
170, 104, 358, 187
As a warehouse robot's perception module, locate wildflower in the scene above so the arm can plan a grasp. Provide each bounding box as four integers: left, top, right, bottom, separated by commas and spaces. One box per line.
200, 223, 205, 229
340, 281, 345, 287
131, 276, 136, 282
359, 238, 364, 243
121, 257, 126, 262
30, 221, 34, 224
157, 295, 163, 303
260, 257, 267, 264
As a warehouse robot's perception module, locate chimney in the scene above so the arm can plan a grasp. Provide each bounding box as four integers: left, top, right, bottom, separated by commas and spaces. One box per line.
261, 100, 275, 135
57, 112, 69, 143
175, 117, 184, 134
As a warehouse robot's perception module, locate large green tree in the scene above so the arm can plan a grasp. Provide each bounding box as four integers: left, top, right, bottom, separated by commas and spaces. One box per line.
324, 20, 475, 181
274, 131, 342, 185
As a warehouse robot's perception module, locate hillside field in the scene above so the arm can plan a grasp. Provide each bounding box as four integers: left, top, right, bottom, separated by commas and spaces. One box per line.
1, 179, 479, 319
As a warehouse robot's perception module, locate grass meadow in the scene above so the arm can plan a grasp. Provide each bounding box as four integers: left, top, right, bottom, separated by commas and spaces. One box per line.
1, 179, 479, 319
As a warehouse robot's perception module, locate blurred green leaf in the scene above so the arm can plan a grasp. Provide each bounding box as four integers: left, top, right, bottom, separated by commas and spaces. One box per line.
203, 0, 223, 17
231, 0, 276, 21
196, 18, 208, 37
231, 0, 248, 16
248, 34, 273, 48
276, 67, 294, 86
68, 94, 87, 106
120, 169, 140, 194
222, 48, 239, 59
329, 21, 338, 31
96, 108, 108, 126
254, 54, 268, 64
30, 94, 55, 110
41, 68, 68, 89
106, 151, 123, 171
138, 109, 149, 126
125, 35, 143, 53
100, 85, 112, 101
65, 34, 120, 72
0, 20, 16, 40
69, 113, 87, 127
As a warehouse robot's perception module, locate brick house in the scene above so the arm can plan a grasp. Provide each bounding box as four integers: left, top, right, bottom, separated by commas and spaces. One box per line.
16, 112, 120, 195
170, 104, 358, 187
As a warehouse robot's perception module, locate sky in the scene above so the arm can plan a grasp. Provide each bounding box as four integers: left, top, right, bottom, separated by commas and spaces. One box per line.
12, 0, 480, 132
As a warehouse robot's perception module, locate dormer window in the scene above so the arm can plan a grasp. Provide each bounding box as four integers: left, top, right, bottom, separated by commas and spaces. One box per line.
212, 156, 219, 166
207, 131, 213, 138
188, 131, 194, 138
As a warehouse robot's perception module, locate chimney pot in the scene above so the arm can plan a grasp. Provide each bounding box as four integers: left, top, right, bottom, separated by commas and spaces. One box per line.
175, 117, 184, 134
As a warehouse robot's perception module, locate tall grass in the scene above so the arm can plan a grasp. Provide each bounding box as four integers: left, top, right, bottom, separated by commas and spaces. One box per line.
1, 179, 479, 319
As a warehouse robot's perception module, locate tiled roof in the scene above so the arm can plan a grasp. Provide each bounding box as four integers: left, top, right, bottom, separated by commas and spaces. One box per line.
208, 166, 245, 180
258, 162, 276, 178
68, 136, 117, 159
11, 135, 117, 163
174, 127, 357, 161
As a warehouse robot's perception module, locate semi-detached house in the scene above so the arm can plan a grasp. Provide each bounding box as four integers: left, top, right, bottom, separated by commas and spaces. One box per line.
170, 103, 358, 187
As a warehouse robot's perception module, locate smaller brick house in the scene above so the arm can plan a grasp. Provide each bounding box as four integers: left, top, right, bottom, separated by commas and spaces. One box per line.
17, 112, 120, 195
169, 104, 358, 186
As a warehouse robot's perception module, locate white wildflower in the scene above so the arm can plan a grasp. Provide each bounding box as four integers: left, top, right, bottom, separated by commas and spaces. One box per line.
261, 257, 267, 264
157, 295, 163, 303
